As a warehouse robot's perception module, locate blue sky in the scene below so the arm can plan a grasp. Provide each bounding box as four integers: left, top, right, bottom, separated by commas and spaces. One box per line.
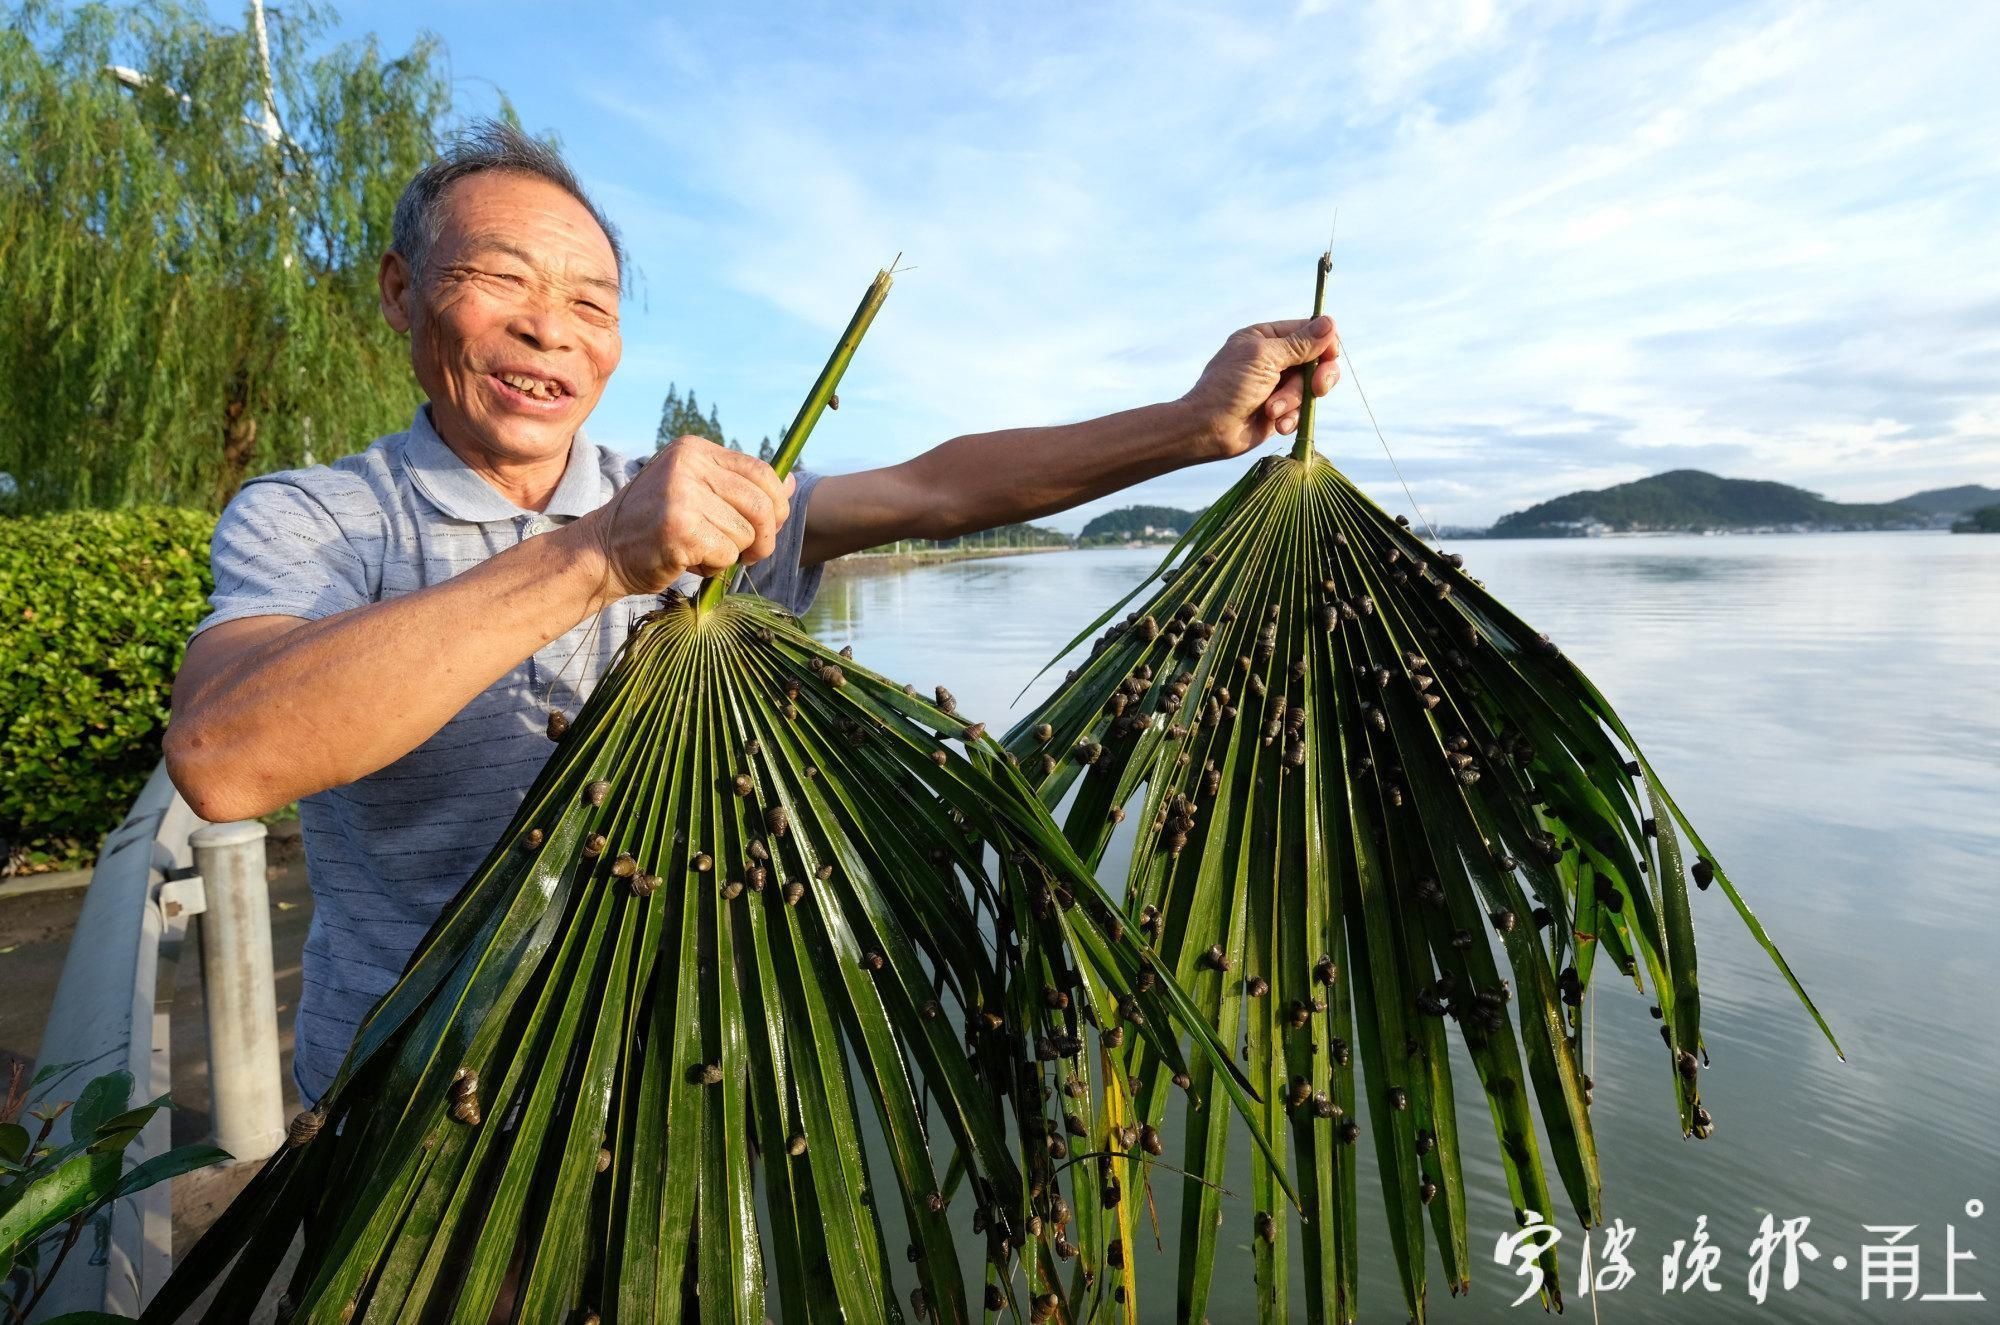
310, 0, 2000, 529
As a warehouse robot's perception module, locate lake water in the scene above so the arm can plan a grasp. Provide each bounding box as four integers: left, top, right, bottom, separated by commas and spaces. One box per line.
804, 532, 2000, 1322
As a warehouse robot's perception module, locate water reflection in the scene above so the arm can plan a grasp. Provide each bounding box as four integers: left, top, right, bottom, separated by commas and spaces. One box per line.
803, 533, 2000, 1322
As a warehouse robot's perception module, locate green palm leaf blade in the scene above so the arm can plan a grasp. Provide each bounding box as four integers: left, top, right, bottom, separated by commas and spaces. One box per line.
1003, 259, 1837, 1325
140, 270, 1286, 1325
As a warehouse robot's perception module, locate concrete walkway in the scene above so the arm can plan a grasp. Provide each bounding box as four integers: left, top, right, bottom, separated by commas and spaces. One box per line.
0, 821, 315, 1255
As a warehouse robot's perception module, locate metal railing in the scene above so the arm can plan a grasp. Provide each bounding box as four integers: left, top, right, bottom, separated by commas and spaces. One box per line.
23, 761, 285, 1321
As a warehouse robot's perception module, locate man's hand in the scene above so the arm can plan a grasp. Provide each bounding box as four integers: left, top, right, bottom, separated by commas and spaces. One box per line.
578, 435, 795, 597
169, 436, 792, 822
1179, 314, 1341, 460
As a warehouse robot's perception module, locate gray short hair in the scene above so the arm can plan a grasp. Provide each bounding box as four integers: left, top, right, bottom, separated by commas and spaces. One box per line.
391, 119, 626, 286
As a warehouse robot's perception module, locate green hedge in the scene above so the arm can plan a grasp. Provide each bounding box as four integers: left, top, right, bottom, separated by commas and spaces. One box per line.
0, 507, 214, 870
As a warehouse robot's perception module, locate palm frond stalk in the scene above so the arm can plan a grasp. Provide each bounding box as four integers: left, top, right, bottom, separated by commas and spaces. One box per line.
1003, 254, 1842, 1324
143, 271, 1282, 1325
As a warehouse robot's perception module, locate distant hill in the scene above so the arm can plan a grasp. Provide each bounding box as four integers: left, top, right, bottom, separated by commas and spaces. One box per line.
1489, 470, 1925, 538
1080, 504, 1200, 543
1892, 484, 2000, 516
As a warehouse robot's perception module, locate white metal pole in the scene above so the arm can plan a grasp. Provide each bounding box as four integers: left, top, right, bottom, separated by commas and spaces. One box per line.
189, 820, 286, 1161
248, 0, 281, 146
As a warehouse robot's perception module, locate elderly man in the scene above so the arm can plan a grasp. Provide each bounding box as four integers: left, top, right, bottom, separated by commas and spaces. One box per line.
165, 121, 1339, 1110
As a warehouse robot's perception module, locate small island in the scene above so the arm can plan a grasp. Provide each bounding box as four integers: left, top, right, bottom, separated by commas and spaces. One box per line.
1478, 471, 1998, 538
1951, 504, 2000, 534
1077, 504, 1202, 546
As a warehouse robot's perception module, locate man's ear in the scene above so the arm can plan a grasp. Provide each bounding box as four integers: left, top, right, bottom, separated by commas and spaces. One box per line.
379, 250, 414, 334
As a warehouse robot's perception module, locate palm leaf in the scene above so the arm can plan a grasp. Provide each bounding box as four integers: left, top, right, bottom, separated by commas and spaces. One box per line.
142, 270, 1285, 1324
1003, 254, 1842, 1323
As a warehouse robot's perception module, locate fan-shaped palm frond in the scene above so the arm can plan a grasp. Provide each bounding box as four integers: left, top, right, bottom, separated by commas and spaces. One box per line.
1003, 255, 1842, 1324
142, 271, 1283, 1325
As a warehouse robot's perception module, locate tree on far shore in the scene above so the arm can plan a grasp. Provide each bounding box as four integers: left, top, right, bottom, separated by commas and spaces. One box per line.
655, 382, 748, 452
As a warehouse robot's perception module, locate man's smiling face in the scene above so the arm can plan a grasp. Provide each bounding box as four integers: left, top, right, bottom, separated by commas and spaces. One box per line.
380, 169, 623, 466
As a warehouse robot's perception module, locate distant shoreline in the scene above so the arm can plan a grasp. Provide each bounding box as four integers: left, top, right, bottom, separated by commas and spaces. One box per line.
822, 545, 1067, 577
1466, 525, 1952, 540
1480, 520, 1944, 536
821, 531, 1960, 573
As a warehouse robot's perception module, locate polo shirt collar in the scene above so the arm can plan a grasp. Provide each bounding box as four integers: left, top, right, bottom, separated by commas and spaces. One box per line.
404, 404, 604, 523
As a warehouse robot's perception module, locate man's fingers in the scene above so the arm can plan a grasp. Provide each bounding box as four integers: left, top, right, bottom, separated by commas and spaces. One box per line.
1246, 316, 1311, 341
1277, 314, 1337, 365
1261, 339, 1347, 416
711, 469, 780, 553
694, 513, 752, 572
1265, 380, 1305, 418
1241, 314, 1338, 363
1260, 354, 1341, 421
710, 444, 788, 506
697, 495, 757, 553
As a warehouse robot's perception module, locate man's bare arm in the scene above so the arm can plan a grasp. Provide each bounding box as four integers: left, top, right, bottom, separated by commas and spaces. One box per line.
166, 437, 791, 823
801, 315, 1341, 565
167, 525, 617, 822
803, 402, 1210, 561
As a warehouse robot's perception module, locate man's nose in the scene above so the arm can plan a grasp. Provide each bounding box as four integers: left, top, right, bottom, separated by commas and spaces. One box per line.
507, 297, 577, 353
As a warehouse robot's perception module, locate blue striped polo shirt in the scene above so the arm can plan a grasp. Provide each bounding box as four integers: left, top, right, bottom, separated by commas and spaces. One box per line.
192, 405, 824, 1106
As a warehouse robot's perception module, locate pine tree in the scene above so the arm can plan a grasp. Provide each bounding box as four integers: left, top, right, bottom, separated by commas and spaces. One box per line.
654, 382, 747, 452
654, 383, 685, 449
708, 404, 741, 451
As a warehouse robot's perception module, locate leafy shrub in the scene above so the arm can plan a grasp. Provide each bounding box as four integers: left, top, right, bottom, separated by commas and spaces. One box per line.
1, 1062, 225, 1318
0, 508, 214, 870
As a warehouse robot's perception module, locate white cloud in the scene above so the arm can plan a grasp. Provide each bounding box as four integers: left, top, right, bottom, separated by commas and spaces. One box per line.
563, 0, 2000, 528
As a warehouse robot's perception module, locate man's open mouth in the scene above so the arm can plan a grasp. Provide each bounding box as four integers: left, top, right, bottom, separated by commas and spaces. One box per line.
491, 370, 570, 403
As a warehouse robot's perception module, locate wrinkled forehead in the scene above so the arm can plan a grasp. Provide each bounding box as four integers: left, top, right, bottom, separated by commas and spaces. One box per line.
432, 170, 621, 293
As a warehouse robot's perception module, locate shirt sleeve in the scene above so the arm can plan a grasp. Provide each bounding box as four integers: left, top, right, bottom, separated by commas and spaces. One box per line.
193, 475, 377, 639
739, 468, 827, 617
